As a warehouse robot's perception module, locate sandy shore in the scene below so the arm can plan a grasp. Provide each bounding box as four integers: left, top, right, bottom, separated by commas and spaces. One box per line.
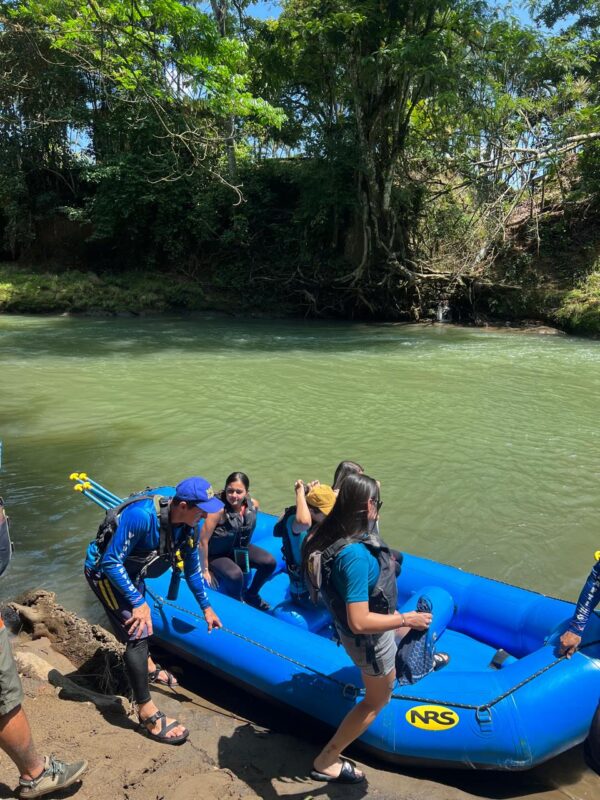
0, 605, 598, 800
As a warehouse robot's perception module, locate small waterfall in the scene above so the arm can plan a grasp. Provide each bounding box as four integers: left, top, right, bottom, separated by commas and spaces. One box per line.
436, 299, 451, 323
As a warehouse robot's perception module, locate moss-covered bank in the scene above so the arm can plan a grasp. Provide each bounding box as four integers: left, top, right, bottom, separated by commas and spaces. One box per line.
2, 260, 600, 336
0, 264, 209, 315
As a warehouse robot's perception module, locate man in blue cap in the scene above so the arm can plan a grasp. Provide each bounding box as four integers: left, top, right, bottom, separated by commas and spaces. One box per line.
84, 476, 224, 745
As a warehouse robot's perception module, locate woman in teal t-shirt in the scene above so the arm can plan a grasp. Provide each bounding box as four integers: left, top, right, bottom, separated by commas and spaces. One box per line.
302, 473, 432, 784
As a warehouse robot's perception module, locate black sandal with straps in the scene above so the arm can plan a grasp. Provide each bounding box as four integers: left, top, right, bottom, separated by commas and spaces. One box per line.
139, 711, 189, 745
148, 663, 179, 688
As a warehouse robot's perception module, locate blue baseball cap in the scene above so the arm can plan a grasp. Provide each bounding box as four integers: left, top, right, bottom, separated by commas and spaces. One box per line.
175, 476, 224, 514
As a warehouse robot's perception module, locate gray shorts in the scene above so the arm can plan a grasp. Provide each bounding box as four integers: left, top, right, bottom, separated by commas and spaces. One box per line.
0, 624, 24, 716
337, 628, 396, 677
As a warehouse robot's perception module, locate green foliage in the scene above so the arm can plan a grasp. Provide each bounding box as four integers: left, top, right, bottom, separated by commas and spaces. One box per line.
0, 264, 206, 313
4, 0, 600, 324
555, 270, 600, 334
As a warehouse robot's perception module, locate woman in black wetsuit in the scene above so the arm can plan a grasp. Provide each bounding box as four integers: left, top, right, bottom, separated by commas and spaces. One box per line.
199, 472, 275, 611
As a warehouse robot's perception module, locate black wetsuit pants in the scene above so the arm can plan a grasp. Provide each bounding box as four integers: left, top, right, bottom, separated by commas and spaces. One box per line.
209, 544, 276, 600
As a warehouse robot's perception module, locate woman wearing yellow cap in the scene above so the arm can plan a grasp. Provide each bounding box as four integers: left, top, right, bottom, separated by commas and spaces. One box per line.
278, 480, 336, 606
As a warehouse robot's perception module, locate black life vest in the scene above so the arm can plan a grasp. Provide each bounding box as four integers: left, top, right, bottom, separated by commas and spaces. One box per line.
310, 532, 398, 638
273, 506, 307, 595
208, 496, 257, 558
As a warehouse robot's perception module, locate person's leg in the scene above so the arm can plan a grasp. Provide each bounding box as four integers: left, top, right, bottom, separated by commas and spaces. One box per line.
312, 668, 395, 778
85, 568, 185, 740
585, 699, 600, 774
0, 623, 42, 780
0, 705, 44, 781
147, 656, 178, 687
246, 545, 276, 597
210, 557, 244, 600
0, 629, 87, 795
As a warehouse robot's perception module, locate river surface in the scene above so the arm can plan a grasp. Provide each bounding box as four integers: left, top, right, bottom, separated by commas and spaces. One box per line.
1, 314, 599, 620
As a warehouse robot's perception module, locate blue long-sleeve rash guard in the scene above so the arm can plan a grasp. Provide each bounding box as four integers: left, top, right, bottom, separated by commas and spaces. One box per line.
88, 497, 209, 611
568, 559, 600, 635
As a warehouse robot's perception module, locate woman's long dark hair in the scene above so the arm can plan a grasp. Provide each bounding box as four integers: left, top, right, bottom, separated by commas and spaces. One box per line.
302, 473, 379, 574
332, 460, 364, 491
224, 471, 249, 491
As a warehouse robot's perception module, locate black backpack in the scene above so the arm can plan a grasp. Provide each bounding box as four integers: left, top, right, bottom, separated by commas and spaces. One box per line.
95, 492, 171, 556
0, 497, 13, 579
273, 506, 295, 540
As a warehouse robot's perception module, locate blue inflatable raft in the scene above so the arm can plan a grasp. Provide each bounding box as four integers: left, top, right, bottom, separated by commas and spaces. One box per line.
142, 511, 599, 770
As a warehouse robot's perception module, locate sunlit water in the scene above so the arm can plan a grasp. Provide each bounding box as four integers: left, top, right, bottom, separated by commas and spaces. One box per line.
1, 313, 599, 622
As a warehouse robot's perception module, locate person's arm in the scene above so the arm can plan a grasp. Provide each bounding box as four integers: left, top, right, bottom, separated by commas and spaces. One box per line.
346, 603, 431, 635
183, 531, 222, 632
560, 560, 600, 657
198, 511, 221, 587
292, 480, 311, 532
101, 506, 150, 608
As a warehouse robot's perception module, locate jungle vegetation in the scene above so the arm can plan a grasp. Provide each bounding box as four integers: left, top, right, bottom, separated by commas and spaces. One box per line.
2, 1, 600, 329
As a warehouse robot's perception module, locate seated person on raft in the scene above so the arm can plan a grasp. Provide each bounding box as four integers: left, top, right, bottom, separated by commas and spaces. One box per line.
200, 471, 276, 611
332, 460, 364, 494
277, 480, 336, 606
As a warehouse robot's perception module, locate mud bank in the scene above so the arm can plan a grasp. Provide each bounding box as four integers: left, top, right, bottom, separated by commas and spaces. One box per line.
0, 590, 597, 800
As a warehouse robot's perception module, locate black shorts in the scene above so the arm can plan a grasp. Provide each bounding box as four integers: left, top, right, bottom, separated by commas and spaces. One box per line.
85, 567, 150, 643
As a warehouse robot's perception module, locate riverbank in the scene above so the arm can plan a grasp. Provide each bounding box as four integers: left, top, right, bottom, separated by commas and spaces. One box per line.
2, 261, 599, 336
1, 590, 598, 800
0, 264, 286, 318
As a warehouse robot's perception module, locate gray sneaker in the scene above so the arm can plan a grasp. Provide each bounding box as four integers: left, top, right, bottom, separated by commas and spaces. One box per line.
19, 755, 87, 799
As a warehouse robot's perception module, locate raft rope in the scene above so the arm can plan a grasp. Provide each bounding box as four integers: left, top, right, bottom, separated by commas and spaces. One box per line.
145, 586, 600, 714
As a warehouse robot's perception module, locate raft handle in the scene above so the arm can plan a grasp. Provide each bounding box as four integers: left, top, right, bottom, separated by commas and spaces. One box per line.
475, 705, 493, 731
342, 683, 361, 700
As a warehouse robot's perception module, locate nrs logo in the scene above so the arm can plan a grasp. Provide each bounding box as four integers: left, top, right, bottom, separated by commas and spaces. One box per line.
405, 705, 459, 731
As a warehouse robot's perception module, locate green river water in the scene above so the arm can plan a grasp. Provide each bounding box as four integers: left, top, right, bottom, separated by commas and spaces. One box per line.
1, 313, 599, 622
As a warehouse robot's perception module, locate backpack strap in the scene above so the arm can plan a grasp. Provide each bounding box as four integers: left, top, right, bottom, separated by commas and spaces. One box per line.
153, 495, 174, 559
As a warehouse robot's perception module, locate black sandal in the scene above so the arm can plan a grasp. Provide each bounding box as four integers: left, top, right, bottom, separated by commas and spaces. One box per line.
139, 711, 189, 745
148, 664, 179, 687
310, 758, 365, 784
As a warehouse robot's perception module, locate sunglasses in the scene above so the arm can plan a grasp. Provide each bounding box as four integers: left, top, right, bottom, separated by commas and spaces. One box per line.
370, 497, 383, 511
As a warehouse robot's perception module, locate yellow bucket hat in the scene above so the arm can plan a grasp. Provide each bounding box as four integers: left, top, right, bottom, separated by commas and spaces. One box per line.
305, 484, 336, 516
